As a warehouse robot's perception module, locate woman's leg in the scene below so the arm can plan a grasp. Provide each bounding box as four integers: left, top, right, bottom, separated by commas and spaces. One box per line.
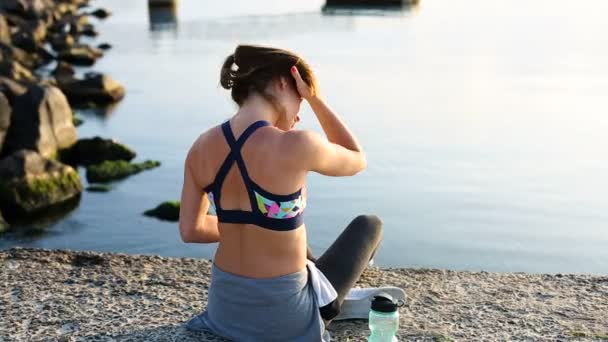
314, 215, 383, 305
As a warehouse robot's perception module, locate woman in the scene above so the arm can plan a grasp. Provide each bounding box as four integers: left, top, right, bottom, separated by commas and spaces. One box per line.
179, 45, 383, 341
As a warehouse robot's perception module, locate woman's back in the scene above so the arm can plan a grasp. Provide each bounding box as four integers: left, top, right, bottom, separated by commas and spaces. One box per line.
193, 116, 309, 278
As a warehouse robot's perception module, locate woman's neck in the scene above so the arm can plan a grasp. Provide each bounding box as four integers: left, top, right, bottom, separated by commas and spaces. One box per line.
235, 93, 280, 126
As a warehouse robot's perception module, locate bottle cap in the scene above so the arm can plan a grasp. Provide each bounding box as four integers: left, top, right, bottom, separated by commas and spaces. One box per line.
371, 293, 402, 313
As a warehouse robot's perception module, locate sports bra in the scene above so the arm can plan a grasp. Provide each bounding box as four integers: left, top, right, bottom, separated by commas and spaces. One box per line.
203, 120, 306, 231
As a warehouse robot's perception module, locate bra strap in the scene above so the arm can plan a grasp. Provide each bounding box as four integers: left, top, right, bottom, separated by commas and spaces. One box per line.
219, 120, 270, 214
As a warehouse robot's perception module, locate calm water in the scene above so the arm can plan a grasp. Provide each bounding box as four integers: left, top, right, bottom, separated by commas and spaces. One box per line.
2, 0, 608, 274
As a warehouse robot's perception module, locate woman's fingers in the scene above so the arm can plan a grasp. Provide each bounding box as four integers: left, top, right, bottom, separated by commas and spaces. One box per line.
291, 65, 311, 99
291, 66, 304, 84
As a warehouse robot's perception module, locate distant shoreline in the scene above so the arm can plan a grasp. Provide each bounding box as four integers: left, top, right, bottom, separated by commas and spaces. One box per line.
1, 247, 606, 341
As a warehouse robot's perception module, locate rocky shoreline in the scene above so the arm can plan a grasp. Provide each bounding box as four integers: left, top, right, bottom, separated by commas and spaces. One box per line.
0, 0, 160, 232
1, 247, 607, 341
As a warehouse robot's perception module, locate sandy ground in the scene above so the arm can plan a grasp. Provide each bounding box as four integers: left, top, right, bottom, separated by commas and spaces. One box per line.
1, 247, 607, 341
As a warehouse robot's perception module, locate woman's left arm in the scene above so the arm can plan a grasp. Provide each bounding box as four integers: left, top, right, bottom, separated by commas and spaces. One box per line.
178, 144, 220, 243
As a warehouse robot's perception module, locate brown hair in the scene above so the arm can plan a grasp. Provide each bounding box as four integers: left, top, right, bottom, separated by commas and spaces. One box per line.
220, 45, 317, 108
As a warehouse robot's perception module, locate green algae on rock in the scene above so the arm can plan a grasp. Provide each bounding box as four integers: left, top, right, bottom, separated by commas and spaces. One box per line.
86, 160, 161, 183
0, 150, 82, 216
144, 201, 180, 221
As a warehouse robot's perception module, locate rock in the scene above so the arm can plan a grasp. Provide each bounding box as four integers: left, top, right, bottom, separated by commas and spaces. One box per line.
72, 115, 83, 127
0, 41, 40, 69
59, 137, 136, 167
0, 149, 82, 216
86, 184, 111, 193
86, 160, 161, 183
324, 0, 419, 7
51, 61, 75, 83
0, 59, 36, 82
0, 76, 28, 103
48, 32, 75, 52
144, 201, 180, 221
0, 210, 7, 232
66, 15, 98, 37
89, 8, 112, 19
74, 23, 98, 37
0, 0, 51, 20
0, 15, 11, 44
149, 0, 178, 7
2, 85, 76, 158
58, 44, 103, 66
57, 72, 125, 106
0, 93, 10, 151
97, 43, 112, 50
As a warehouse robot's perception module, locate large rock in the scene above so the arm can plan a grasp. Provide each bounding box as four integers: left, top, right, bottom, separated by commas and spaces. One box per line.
60, 136, 136, 166
0, 149, 82, 216
0, 93, 10, 152
57, 44, 103, 66
0, 15, 11, 44
57, 72, 125, 106
2, 85, 76, 158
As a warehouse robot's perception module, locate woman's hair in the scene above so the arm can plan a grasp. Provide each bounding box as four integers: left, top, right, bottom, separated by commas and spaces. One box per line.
220, 45, 317, 107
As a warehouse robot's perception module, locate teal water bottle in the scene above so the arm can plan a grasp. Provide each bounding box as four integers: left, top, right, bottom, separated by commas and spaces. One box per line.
368, 294, 400, 342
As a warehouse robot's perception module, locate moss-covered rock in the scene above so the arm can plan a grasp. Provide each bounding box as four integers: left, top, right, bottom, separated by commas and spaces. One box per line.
86, 184, 111, 193
0, 150, 82, 217
60, 136, 136, 166
86, 160, 160, 183
144, 201, 180, 221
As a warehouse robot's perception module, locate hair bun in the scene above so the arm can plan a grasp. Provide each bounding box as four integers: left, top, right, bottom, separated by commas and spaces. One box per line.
220, 54, 236, 89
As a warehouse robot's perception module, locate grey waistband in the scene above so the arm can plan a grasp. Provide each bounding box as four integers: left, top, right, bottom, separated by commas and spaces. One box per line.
194, 263, 326, 341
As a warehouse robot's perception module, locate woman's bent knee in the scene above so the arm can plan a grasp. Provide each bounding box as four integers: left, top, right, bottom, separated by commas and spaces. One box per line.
352, 214, 383, 240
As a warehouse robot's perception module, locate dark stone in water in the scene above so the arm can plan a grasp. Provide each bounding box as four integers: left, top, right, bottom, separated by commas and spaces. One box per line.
89, 8, 112, 19
86, 184, 111, 193
144, 201, 180, 222
324, 0, 419, 6
57, 72, 125, 106
57, 44, 103, 66
86, 160, 161, 183
2, 84, 76, 158
60, 136, 136, 167
0, 150, 82, 217
97, 43, 112, 50
72, 115, 83, 127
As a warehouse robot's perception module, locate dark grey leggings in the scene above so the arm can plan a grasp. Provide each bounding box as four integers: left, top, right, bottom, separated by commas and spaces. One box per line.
307, 215, 383, 319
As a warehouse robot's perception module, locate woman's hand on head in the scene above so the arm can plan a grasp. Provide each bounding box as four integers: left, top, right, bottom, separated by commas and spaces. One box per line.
291, 66, 316, 101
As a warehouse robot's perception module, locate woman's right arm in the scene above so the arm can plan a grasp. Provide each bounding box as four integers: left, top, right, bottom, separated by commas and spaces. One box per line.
290, 67, 367, 176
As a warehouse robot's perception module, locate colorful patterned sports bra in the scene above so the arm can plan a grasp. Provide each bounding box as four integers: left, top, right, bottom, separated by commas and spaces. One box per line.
203, 120, 306, 231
